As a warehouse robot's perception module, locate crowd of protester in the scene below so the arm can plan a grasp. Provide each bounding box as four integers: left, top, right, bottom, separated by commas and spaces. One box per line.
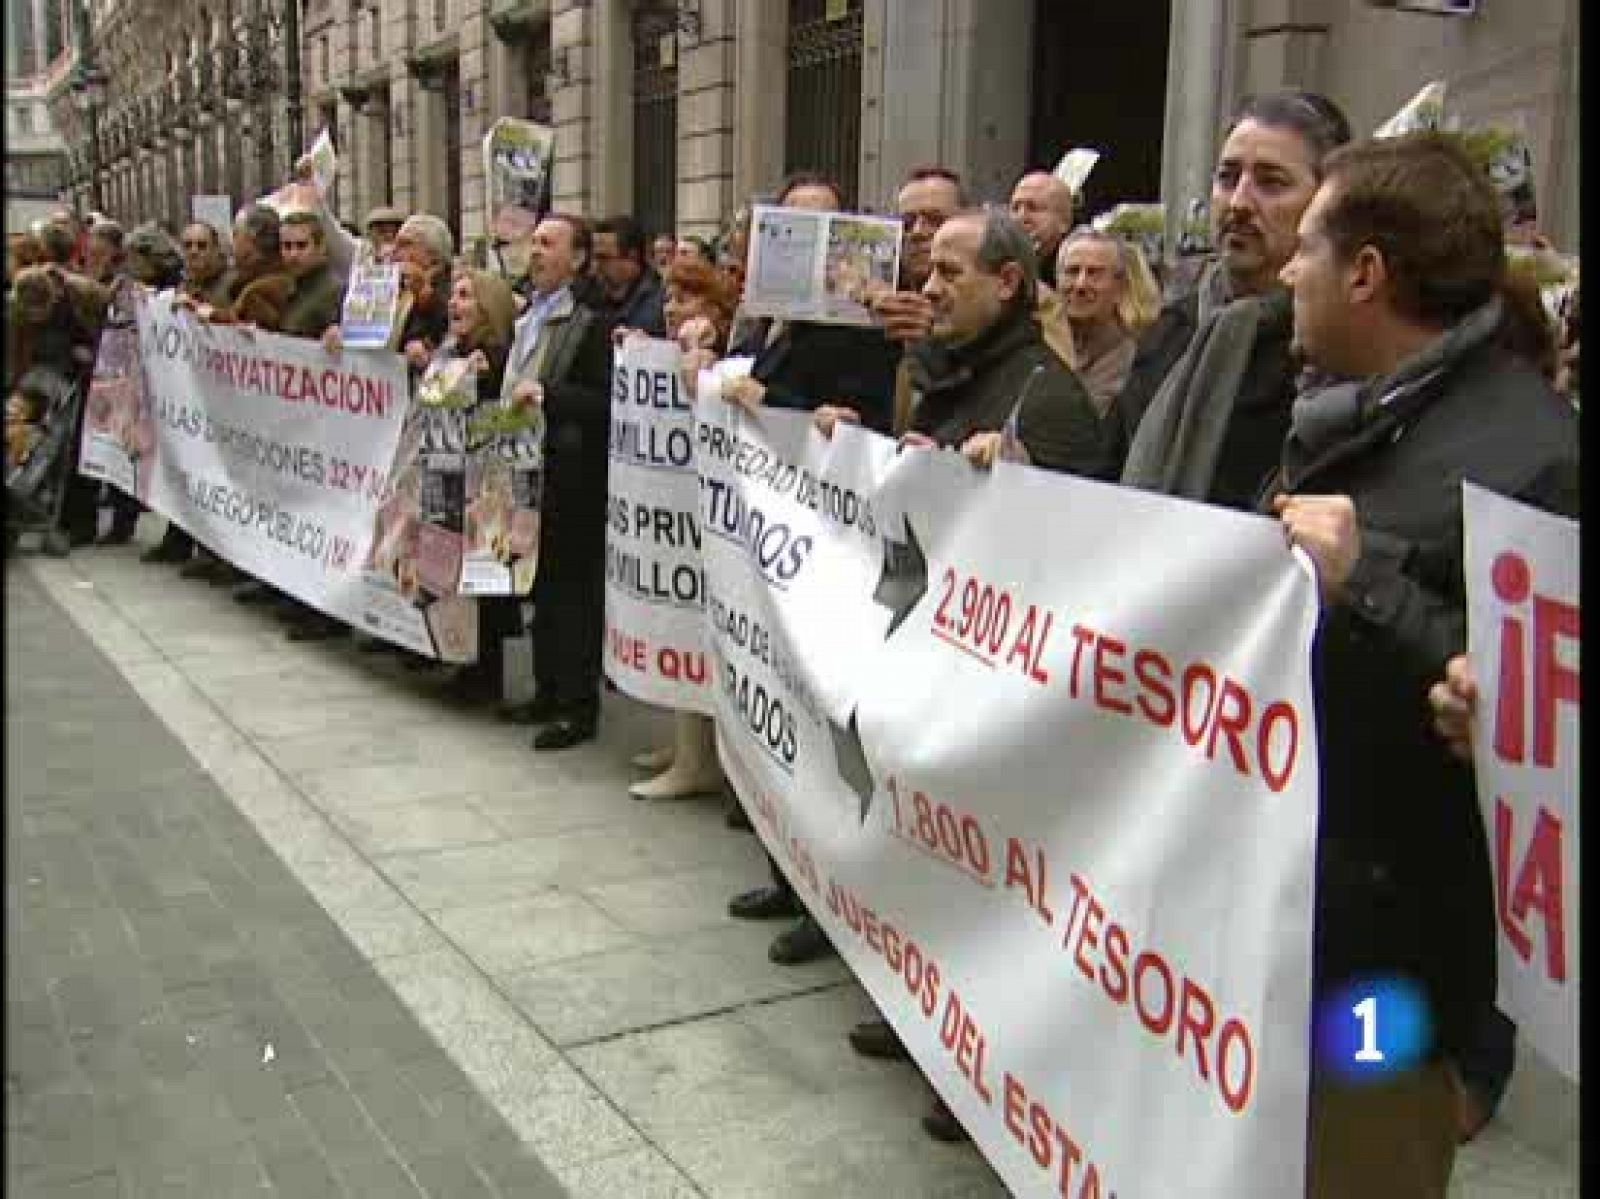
5, 84, 1581, 1196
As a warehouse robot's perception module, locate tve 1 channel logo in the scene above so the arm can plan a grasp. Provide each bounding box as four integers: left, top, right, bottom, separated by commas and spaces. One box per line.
1313, 978, 1432, 1082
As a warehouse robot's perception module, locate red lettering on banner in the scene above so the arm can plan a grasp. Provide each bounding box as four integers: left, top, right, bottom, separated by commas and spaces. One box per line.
1062, 871, 1254, 1114
1492, 550, 1581, 768
825, 878, 942, 1017
1063, 622, 1300, 793
1002, 837, 1055, 926
1494, 797, 1568, 982
656, 647, 708, 684
929, 568, 1055, 684
607, 626, 648, 672
938, 989, 995, 1105
1001, 1072, 1116, 1198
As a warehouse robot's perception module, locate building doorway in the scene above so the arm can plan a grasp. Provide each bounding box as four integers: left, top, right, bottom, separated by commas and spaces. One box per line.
785, 0, 863, 207
1027, 0, 1170, 219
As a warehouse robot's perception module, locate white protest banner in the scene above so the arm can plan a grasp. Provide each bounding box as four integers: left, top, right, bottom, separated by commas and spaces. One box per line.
81, 289, 455, 658
1463, 482, 1580, 1080
340, 262, 402, 349
602, 337, 712, 713
696, 403, 1321, 1198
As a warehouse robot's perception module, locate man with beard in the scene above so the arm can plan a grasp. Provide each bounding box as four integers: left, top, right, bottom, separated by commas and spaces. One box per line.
1114, 89, 1352, 512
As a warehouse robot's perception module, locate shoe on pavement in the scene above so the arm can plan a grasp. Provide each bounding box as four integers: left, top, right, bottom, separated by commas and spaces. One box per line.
532, 718, 596, 751
501, 695, 562, 726
179, 557, 221, 581
234, 582, 277, 605
921, 1097, 969, 1143
140, 542, 190, 565
769, 916, 836, 966
848, 1019, 910, 1061
728, 885, 800, 921
725, 801, 754, 831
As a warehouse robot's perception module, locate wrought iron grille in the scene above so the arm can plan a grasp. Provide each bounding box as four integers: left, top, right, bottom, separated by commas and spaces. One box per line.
631, 10, 677, 239
784, 0, 863, 207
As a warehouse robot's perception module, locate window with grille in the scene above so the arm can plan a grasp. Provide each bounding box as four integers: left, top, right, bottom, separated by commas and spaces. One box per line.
631, 10, 677, 240
784, 0, 863, 208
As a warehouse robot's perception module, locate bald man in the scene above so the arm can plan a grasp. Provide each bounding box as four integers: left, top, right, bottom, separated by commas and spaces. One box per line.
1008, 170, 1075, 288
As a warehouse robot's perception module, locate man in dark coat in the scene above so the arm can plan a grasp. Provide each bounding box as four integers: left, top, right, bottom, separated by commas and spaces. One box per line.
1270, 133, 1577, 1197
592, 214, 666, 337
496, 213, 616, 750
1112, 89, 1352, 511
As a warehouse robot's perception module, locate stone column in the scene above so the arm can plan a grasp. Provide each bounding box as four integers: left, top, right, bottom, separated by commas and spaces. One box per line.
590, 0, 630, 214
1158, 0, 1241, 264
389, 71, 421, 213
549, 0, 593, 211
458, 0, 490, 253
676, 0, 735, 239
731, 0, 785, 203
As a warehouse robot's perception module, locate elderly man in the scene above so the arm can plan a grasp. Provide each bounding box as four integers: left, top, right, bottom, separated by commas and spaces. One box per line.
495, 214, 615, 749
1115, 89, 1352, 510
1008, 170, 1075, 288
1270, 131, 1577, 1197
592, 214, 665, 336
364, 205, 406, 263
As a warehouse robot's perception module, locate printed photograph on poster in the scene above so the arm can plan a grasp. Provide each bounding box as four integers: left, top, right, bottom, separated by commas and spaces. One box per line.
742, 205, 903, 327
461, 453, 540, 596
79, 301, 156, 501
339, 263, 403, 349
483, 118, 554, 278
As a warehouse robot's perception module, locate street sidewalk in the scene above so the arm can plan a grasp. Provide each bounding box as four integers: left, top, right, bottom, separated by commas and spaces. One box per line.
21, 531, 1578, 1198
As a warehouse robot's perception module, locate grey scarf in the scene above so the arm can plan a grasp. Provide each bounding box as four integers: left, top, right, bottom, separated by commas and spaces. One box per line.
1280, 296, 1505, 485
1120, 261, 1286, 500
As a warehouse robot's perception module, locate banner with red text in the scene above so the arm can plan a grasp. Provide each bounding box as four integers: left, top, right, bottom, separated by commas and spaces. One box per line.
1464, 482, 1580, 1081
697, 403, 1321, 1198
603, 337, 712, 713
80, 290, 473, 660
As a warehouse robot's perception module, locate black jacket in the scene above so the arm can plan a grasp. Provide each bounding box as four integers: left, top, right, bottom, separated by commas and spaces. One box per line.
596, 268, 666, 339
906, 306, 1117, 480
1268, 328, 1578, 1064
734, 319, 900, 434
1112, 284, 1299, 511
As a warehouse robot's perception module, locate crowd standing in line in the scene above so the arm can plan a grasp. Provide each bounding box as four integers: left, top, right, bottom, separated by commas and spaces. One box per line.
5, 83, 1582, 1196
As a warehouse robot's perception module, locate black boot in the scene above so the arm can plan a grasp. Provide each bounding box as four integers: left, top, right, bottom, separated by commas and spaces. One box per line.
768, 915, 835, 966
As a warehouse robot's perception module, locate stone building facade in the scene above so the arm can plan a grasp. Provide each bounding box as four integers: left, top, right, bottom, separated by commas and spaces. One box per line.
58, 0, 1579, 258
5, 0, 75, 228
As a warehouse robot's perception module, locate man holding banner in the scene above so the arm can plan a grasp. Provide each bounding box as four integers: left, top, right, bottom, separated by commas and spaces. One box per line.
1269, 132, 1577, 1195
498, 213, 616, 750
